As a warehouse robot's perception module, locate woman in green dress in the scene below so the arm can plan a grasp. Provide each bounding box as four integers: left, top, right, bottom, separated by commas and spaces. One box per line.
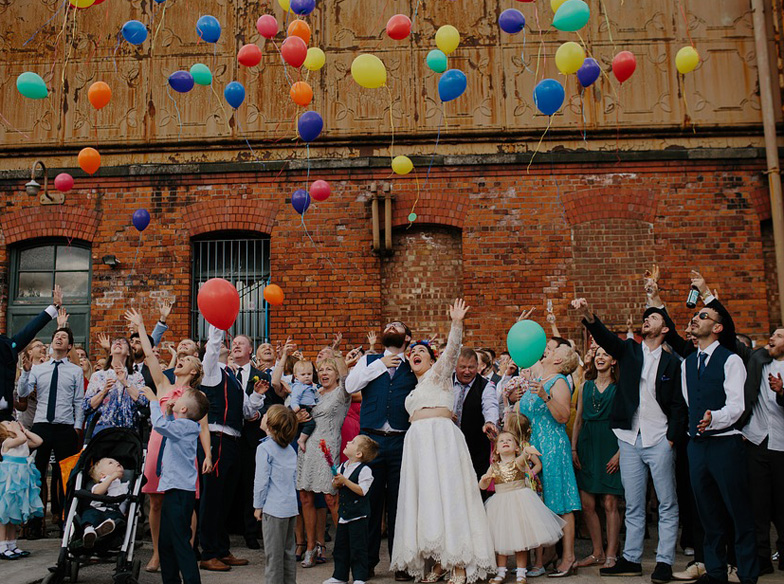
571, 346, 623, 569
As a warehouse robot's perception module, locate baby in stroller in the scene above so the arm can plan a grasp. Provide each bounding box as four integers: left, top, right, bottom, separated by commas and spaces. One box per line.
80, 458, 129, 548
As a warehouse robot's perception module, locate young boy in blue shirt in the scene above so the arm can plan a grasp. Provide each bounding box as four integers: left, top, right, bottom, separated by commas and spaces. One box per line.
142, 386, 209, 584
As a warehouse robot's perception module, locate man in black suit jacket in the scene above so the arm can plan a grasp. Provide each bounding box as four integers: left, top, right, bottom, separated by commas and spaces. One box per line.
574, 297, 687, 584
0, 285, 62, 422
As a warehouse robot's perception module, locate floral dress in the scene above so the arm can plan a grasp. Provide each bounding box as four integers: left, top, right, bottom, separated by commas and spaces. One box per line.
83, 369, 148, 433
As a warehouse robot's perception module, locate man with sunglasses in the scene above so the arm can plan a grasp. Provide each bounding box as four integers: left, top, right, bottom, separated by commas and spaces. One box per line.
346, 320, 417, 581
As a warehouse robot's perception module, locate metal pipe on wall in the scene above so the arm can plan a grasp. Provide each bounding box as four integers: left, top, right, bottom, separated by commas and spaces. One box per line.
371, 194, 381, 252
384, 189, 393, 251
751, 0, 784, 324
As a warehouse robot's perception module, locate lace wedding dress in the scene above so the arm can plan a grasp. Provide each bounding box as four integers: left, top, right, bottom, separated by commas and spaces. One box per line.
390, 321, 496, 583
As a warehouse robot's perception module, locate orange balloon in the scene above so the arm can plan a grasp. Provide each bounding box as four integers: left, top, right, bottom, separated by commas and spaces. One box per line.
287, 19, 311, 45
290, 81, 313, 107
87, 81, 111, 109
263, 284, 285, 306
78, 147, 101, 175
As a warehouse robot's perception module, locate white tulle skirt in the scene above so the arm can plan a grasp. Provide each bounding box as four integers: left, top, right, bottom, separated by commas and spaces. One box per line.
390, 417, 496, 583
485, 481, 566, 555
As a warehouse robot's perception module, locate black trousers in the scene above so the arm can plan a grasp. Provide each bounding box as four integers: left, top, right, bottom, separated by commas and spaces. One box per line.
362, 431, 405, 570
161, 489, 201, 584
31, 423, 79, 521
198, 432, 240, 560
746, 438, 784, 564
689, 436, 758, 583
676, 440, 704, 561
333, 517, 369, 582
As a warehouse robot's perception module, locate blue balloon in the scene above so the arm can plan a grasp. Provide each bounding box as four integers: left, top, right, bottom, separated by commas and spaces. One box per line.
290, 0, 316, 15
498, 9, 525, 34
438, 69, 467, 102
132, 209, 151, 232
168, 71, 195, 93
298, 111, 323, 142
291, 189, 311, 215
196, 15, 221, 43
121, 20, 148, 45
224, 81, 245, 108
577, 57, 601, 88
154, 0, 166, 3
533, 78, 565, 116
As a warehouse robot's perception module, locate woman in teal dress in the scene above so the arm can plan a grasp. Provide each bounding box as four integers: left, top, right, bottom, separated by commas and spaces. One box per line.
571, 347, 623, 569
517, 343, 581, 577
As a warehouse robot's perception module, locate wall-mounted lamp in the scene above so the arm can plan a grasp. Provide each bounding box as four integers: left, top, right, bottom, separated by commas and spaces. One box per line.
102, 255, 120, 267
25, 159, 64, 205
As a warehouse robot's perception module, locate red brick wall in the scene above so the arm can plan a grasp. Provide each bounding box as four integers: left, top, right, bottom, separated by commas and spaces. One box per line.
0, 159, 775, 359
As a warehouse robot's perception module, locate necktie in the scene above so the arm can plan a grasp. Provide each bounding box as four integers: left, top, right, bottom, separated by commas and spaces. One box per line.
46, 361, 62, 423
156, 435, 167, 477
236, 368, 243, 388
387, 365, 396, 379
698, 352, 708, 378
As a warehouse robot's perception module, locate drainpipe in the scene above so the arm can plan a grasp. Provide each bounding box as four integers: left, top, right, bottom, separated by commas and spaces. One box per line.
383, 183, 393, 252
370, 183, 381, 252
751, 0, 784, 324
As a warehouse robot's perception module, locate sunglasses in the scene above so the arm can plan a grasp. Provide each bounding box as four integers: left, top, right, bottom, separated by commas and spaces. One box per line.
385, 322, 405, 330
693, 311, 720, 324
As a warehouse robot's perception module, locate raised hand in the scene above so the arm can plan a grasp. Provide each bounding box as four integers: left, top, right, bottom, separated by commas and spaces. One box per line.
517, 307, 535, 322
345, 347, 362, 368
366, 330, 377, 348
140, 386, 157, 402
331, 332, 343, 349
124, 308, 144, 328
280, 338, 295, 357
690, 270, 710, 297
571, 298, 591, 319
449, 298, 470, 323
98, 333, 111, 353
57, 307, 69, 328
253, 378, 270, 395
158, 299, 174, 322
769, 372, 783, 395
52, 284, 63, 307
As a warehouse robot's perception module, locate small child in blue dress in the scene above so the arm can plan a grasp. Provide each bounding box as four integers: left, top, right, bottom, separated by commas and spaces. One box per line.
290, 360, 320, 452
0, 420, 44, 560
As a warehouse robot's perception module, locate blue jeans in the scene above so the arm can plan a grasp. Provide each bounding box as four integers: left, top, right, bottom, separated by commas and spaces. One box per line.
618, 435, 679, 565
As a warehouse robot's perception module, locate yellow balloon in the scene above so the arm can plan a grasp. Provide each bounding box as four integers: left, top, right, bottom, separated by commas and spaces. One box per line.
277, 0, 291, 12
392, 155, 414, 175
304, 47, 326, 71
551, 0, 567, 12
351, 54, 387, 89
676, 46, 699, 74
555, 41, 585, 75
69, 0, 96, 6
435, 25, 460, 55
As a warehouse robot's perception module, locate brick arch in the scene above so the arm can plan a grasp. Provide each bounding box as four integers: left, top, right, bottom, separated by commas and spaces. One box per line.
561, 188, 657, 226
183, 199, 278, 237
0, 205, 101, 245
391, 190, 467, 230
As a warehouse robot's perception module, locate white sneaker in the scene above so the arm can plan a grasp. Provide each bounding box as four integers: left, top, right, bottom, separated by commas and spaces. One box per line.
83, 526, 97, 548
322, 579, 347, 584
684, 547, 695, 557
96, 519, 116, 538
728, 565, 740, 584
353, 581, 366, 584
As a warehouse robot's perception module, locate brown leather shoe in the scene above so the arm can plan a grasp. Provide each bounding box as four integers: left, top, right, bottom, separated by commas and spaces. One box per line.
199, 559, 231, 571
219, 554, 249, 567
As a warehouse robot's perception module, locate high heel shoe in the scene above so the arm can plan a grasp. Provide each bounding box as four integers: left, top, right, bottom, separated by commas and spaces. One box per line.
548, 561, 577, 578
421, 568, 448, 583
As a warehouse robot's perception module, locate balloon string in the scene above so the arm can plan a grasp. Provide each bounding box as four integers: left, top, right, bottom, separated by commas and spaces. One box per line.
580, 88, 587, 143
59, 5, 78, 136
152, 3, 167, 53
210, 80, 232, 132
112, 33, 121, 73
413, 0, 422, 29
423, 103, 444, 190
0, 110, 32, 140
272, 40, 294, 87
23, 0, 67, 46
527, 115, 552, 173
166, 85, 182, 142
533, 5, 546, 81
678, 1, 696, 48
407, 169, 421, 228
615, 83, 622, 163
576, 30, 618, 100
369, 0, 391, 49
386, 84, 395, 161
299, 214, 336, 269
306, 143, 311, 187
599, 0, 616, 51
680, 74, 696, 134
521, 29, 533, 74
236, 115, 260, 161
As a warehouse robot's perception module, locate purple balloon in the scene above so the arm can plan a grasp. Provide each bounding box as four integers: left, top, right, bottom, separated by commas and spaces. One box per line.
499, 9, 525, 34
132, 209, 151, 232
290, 0, 316, 15
297, 111, 323, 142
168, 70, 194, 93
291, 189, 311, 215
577, 57, 601, 88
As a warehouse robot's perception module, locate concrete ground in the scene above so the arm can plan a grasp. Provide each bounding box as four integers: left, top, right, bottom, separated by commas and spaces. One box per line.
7, 527, 784, 584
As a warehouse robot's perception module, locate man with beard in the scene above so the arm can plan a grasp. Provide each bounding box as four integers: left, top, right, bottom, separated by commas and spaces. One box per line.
346, 321, 417, 582
573, 298, 687, 584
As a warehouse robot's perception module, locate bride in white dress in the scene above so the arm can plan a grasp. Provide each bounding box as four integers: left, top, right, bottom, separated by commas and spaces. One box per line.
390, 299, 495, 584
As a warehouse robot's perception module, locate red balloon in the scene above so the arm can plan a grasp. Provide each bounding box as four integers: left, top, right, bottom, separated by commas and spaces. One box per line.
386, 14, 411, 40
54, 173, 74, 192
280, 36, 307, 68
197, 278, 240, 330
310, 180, 331, 201
612, 50, 637, 83
256, 14, 278, 39
238, 43, 262, 67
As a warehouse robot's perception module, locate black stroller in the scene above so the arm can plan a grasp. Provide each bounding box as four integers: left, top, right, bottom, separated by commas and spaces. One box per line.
42, 426, 147, 584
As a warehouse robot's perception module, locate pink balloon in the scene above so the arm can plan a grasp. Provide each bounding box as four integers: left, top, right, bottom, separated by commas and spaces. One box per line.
310, 180, 331, 202
256, 14, 278, 39
54, 173, 74, 192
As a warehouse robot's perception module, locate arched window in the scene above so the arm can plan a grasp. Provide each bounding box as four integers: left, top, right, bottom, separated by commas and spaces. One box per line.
8, 240, 92, 345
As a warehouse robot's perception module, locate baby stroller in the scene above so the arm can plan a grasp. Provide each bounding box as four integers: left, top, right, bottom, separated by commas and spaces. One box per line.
42, 423, 146, 584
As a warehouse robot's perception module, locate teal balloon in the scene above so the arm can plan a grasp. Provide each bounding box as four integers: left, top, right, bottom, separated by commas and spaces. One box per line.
552, 0, 590, 32
426, 49, 448, 73
190, 63, 212, 86
506, 320, 547, 370
16, 72, 48, 100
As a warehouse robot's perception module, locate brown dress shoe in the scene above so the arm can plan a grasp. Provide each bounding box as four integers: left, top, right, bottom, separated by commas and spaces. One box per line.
219, 554, 249, 566
200, 558, 231, 571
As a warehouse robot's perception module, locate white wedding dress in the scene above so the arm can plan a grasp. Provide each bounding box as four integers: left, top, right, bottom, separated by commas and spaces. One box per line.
390, 321, 496, 583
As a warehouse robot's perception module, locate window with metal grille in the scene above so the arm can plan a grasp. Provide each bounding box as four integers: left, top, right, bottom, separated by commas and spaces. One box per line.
191, 235, 271, 345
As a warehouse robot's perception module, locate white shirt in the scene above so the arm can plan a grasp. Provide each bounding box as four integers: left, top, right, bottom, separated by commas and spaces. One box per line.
613, 343, 668, 447
345, 349, 408, 432
90, 477, 130, 513
452, 374, 499, 426
743, 359, 784, 450
337, 461, 374, 523
681, 340, 747, 436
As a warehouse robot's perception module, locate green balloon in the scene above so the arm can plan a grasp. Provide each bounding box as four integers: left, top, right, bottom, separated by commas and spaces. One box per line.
16, 72, 48, 100
506, 320, 547, 370
426, 49, 448, 73
408, 212, 417, 222
190, 63, 212, 86
552, 0, 590, 32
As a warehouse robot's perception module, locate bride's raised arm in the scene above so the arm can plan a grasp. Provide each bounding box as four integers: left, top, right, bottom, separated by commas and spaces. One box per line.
430, 299, 470, 383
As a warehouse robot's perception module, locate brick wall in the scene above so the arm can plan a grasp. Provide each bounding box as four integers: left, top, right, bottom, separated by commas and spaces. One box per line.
0, 158, 776, 359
